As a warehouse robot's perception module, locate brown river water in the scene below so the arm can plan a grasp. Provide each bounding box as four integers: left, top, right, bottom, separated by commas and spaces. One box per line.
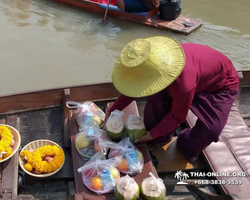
0, 0, 250, 96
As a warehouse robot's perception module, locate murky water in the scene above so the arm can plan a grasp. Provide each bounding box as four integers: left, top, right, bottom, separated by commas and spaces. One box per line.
0, 0, 250, 96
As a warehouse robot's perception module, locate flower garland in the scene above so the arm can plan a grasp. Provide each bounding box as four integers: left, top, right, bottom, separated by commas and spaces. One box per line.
0, 126, 13, 160
20, 144, 64, 173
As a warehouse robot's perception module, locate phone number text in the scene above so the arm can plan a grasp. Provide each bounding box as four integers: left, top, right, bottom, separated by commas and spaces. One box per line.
194, 179, 243, 185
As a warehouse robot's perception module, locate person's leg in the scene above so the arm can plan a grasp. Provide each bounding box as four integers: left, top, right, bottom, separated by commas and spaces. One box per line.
115, 0, 125, 11
144, 89, 174, 150
115, 0, 150, 13
177, 89, 238, 162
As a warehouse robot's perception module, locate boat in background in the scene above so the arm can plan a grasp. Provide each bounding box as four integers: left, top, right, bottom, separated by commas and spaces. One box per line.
51, 0, 202, 35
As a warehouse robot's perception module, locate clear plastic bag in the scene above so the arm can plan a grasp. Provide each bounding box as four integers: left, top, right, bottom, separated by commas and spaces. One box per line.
100, 137, 144, 175
75, 121, 111, 160
66, 101, 106, 130
141, 172, 166, 200
77, 152, 122, 195
114, 175, 139, 200
105, 109, 125, 140
125, 114, 146, 142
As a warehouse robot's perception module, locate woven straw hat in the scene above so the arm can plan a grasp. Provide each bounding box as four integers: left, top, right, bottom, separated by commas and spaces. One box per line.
112, 35, 185, 98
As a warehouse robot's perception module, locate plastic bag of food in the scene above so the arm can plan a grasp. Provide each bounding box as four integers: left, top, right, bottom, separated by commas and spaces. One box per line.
126, 114, 146, 142
66, 101, 106, 130
77, 152, 121, 195
100, 137, 144, 175
140, 172, 166, 200
114, 175, 140, 200
105, 109, 125, 140
75, 121, 111, 160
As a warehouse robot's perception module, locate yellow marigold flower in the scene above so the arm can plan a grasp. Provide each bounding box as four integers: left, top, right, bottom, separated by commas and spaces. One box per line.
20, 150, 29, 160
20, 144, 64, 174
0, 126, 12, 149
4, 147, 12, 158
24, 163, 33, 172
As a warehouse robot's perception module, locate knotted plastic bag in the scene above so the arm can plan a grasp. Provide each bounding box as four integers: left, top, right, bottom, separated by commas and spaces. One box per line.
105, 109, 125, 140
140, 172, 166, 200
126, 114, 146, 142
75, 121, 111, 160
66, 101, 105, 130
114, 175, 140, 200
77, 152, 122, 195
100, 137, 144, 175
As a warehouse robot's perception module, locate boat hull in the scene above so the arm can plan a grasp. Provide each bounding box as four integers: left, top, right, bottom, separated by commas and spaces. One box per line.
52, 0, 202, 35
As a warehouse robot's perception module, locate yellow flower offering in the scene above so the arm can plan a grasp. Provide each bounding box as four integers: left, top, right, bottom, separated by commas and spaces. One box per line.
0, 126, 15, 160
20, 144, 65, 174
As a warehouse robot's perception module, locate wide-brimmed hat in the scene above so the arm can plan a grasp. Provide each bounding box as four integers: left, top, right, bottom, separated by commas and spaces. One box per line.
112, 35, 185, 98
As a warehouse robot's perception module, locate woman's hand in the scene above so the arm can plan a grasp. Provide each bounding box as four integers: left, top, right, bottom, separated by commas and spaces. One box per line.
135, 131, 153, 144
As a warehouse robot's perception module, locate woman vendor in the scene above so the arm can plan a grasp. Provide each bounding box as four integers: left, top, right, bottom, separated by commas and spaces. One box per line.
107, 36, 239, 162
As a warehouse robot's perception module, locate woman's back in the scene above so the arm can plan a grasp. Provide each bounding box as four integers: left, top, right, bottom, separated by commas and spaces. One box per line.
169, 43, 239, 95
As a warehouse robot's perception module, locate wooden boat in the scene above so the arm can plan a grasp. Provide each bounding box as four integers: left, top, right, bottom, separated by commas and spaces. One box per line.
51, 0, 202, 35
0, 80, 249, 200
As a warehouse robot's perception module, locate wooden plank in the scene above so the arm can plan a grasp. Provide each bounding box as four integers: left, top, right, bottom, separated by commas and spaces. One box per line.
145, 15, 202, 35
1, 115, 20, 199
63, 88, 71, 148
240, 71, 250, 86
68, 181, 76, 200
16, 194, 39, 200
0, 117, 6, 197
152, 137, 206, 173
0, 82, 119, 115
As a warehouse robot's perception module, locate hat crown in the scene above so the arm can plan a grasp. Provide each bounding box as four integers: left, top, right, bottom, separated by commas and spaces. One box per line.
120, 39, 151, 68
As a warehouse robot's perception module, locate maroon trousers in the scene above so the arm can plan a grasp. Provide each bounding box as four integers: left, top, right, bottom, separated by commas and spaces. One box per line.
144, 89, 238, 161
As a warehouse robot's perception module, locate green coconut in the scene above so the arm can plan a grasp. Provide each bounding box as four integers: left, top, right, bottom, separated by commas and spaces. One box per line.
140, 173, 166, 200
115, 175, 139, 200
105, 111, 125, 140
126, 115, 146, 142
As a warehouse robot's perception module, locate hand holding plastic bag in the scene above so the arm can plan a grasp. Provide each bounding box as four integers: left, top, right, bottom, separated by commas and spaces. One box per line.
66, 101, 106, 130
141, 172, 166, 200
75, 121, 111, 160
126, 114, 146, 142
105, 110, 125, 140
77, 152, 122, 195
100, 137, 144, 175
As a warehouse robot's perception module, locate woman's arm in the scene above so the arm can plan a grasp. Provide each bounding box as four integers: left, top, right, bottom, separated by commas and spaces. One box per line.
150, 88, 196, 139
108, 94, 135, 113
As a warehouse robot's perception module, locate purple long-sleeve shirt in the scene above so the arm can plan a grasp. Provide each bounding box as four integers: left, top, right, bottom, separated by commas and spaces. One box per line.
109, 43, 239, 139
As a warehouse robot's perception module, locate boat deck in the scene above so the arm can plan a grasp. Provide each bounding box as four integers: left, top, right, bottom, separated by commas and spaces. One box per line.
1, 87, 249, 199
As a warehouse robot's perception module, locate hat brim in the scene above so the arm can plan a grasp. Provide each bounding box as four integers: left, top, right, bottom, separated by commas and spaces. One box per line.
112, 36, 185, 98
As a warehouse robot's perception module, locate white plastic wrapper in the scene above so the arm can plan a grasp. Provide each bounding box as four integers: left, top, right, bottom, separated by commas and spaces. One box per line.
75, 122, 111, 160
100, 137, 144, 175
105, 109, 125, 140
141, 172, 166, 200
77, 152, 122, 195
66, 101, 106, 131
125, 114, 146, 142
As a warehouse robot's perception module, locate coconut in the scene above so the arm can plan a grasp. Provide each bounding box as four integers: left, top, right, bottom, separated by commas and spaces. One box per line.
126, 115, 146, 142
140, 173, 166, 200
105, 110, 125, 140
115, 175, 139, 200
